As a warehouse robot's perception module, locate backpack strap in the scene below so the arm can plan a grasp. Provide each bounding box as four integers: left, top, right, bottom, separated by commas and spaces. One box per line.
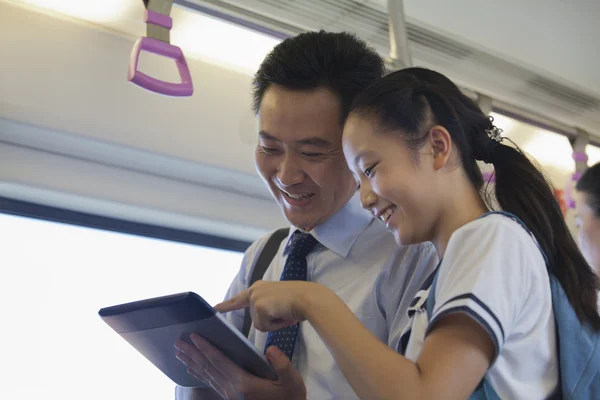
426, 267, 503, 400
425, 269, 440, 319
433, 211, 600, 398
423, 212, 524, 400
242, 227, 290, 338
425, 211, 531, 321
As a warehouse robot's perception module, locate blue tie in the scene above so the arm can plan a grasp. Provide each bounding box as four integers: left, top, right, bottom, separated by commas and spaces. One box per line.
264, 231, 318, 360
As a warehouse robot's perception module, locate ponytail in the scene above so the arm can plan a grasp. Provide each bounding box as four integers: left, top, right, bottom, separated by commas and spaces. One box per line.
492, 142, 600, 329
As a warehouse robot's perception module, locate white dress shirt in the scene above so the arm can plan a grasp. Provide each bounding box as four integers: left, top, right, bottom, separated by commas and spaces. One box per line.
223, 192, 439, 399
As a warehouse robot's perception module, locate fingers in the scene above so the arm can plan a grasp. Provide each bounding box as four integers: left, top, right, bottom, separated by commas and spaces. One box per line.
175, 350, 228, 399
174, 340, 224, 384
215, 282, 299, 332
188, 334, 247, 383
265, 347, 307, 397
189, 368, 226, 399
252, 317, 297, 332
175, 341, 238, 399
214, 289, 251, 313
249, 301, 297, 332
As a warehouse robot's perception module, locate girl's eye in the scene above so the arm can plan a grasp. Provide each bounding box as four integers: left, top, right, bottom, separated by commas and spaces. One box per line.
364, 163, 377, 177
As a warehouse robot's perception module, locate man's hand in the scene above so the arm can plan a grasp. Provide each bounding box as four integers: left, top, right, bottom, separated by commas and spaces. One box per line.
175, 385, 224, 400
174, 334, 306, 400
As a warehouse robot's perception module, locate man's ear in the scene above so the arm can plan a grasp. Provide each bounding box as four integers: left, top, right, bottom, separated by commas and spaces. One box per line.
429, 125, 452, 171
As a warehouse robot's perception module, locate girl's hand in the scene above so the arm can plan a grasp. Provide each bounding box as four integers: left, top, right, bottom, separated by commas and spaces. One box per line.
214, 281, 326, 331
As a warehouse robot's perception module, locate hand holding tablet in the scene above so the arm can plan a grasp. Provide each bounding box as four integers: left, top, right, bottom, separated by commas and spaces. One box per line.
98, 292, 278, 388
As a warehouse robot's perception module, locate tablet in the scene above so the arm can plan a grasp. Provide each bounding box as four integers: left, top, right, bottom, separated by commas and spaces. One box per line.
98, 292, 278, 387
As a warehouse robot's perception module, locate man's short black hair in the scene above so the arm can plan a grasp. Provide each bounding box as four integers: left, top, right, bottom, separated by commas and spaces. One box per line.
252, 30, 385, 122
577, 162, 600, 217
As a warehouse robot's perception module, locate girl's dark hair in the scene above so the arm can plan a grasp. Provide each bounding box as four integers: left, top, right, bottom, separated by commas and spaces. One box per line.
350, 67, 600, 330
576, 163, 600, 217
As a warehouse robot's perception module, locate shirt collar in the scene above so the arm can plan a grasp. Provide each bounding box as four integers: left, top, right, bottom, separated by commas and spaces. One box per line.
286, 192, 374, 258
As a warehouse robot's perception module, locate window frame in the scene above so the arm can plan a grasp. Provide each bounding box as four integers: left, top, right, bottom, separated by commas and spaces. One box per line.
0, 196, 252, 253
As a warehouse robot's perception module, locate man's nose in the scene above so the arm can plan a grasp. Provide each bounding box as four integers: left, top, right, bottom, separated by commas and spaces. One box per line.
277, 154, 304, 187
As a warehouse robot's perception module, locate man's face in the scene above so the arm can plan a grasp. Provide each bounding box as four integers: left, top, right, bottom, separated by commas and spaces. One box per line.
255, 84, 356, 231
575, 190, 600, 276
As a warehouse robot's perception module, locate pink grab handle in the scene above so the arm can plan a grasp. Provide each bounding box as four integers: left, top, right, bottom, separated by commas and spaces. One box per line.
572, 151, 588, 163
565, 152, 588, 209
482, 171, 496, 183
128, 37, 193, 97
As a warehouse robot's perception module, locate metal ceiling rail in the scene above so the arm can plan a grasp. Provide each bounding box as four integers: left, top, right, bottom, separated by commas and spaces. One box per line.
174, 0, 597, 147
387, 0, 412, 69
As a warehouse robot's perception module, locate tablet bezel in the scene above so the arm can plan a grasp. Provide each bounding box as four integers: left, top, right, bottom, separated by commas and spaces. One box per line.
99, 292, 278, 386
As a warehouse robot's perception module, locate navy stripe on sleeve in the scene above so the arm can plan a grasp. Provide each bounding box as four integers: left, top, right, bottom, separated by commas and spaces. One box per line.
438, 293, 505, 342
427, 306, 501, 359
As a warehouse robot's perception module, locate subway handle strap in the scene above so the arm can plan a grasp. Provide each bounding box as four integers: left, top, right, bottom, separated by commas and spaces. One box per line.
425, 211, 600, 400
242, 228, 290, 338
565, 151, 588, 209
127, 0, 193, 96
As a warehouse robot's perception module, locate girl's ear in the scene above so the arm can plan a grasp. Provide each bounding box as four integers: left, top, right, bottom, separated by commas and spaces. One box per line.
428, 125, 452, 171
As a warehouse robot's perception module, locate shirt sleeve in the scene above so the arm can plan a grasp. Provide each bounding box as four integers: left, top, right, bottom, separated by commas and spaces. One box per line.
221, 233, 271, 332
376, 241, 440, 350
427, 215, 544, 357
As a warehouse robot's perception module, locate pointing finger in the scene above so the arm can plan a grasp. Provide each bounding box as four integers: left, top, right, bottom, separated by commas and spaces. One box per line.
214, 289, 251, 313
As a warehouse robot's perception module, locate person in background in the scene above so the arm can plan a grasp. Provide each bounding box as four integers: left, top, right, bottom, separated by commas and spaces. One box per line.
575, 163, 600, 279
217, 67, 600, 399
174, 31, 439, 400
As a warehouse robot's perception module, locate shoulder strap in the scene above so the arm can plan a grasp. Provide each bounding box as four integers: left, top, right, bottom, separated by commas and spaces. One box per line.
470, 212, 600, 398
425, 269, 440, 321
550, 275, 600, 399
426, 266, 504, 400
242, 227, 290, 338
426, 211, 529, 320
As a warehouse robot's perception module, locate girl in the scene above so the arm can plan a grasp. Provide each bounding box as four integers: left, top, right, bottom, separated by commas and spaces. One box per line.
575, 163, 600, 278
216, 68, 600, 399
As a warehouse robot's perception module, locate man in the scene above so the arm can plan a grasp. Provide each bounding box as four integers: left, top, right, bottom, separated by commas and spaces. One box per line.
175, 31, 438, 399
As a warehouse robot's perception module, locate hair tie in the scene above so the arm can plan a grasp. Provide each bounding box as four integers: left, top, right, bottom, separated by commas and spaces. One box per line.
474, 125, 503, 164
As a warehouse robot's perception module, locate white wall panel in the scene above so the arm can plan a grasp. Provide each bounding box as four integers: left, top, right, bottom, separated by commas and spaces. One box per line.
0, 2, 287, 241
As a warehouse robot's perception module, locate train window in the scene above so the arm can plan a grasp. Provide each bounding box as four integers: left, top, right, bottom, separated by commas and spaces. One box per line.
491, 112, 581, 186
586, 145, 600, 166
0, 213, 244, 400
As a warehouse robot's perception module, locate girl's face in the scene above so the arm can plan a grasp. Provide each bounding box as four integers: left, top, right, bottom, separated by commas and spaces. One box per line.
342, 114, 445, 246
574, 191, 600, 276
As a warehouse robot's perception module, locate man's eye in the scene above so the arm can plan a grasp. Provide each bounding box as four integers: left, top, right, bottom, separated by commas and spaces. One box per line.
261, 146, 279, 154
302, 152, 323, 158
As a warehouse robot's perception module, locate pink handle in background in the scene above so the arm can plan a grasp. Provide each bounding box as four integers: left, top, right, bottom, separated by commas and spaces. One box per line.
128, 37, 193, 97
565, 152, 588, 209
482, 170, 495, 183
145, 9, 172, 29
572, 151, 589, 163
566, 172, 583, 209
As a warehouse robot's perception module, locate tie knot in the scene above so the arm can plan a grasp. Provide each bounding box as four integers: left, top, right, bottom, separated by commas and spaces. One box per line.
288, 231, 319, 258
